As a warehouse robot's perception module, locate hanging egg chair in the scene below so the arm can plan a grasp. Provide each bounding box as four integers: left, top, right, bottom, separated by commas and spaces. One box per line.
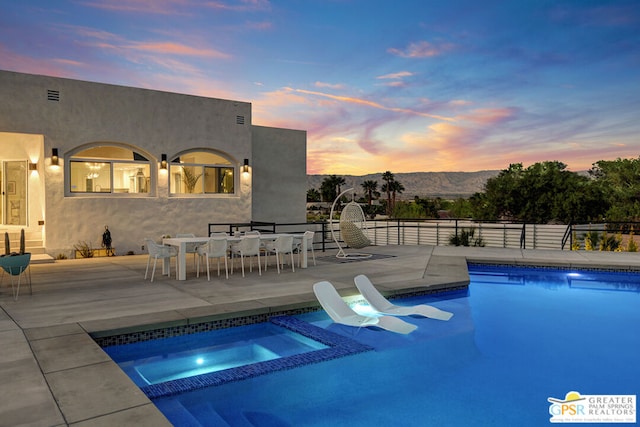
330, 188, 372, 259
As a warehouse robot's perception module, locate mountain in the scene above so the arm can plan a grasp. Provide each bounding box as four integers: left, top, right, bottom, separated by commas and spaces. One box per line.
307, 171, 500, 199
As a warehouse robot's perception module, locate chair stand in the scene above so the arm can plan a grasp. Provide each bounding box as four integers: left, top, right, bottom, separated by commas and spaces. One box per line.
0, 254, 32, 301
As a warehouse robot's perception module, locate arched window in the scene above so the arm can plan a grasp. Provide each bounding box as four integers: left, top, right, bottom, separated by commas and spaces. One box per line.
169, 151, 235, 195
69, 145, 152, 194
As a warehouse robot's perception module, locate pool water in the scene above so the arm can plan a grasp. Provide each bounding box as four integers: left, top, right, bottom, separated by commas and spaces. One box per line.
106, 322, 329, 387
127, 266, 640, 426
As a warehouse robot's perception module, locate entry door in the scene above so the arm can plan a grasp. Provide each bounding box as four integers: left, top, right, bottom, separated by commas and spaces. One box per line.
1, 161, 27, 226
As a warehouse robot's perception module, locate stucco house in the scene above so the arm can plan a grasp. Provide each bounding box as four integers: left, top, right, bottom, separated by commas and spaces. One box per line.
0, 70, 307, 258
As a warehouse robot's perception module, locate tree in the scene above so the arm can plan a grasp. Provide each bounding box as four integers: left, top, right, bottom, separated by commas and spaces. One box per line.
320, 175, 346, 202
414, 196, 439, 218
474, 161, 607, 223
480, 163, 524, 220
306, 188, 321, 202
382, 171, 394, 215
389, 180, 405, 212
393, 201, 427, 218
448, 198, 473, 218
589, 157, 640, 221
361, 180, 379, 207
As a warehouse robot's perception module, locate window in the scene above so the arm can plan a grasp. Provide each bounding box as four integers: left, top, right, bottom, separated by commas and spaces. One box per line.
170, 151, 235, 195
69, 146, 151, 194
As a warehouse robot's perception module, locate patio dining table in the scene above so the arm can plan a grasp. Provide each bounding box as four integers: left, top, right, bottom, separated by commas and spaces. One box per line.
162, 233, 308, 280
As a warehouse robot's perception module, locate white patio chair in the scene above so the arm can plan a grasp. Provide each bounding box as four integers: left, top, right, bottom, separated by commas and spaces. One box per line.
196, 236, 229, 280
313, 281, 416, 334
210, 232, 229, 238
354, 274, 453, 320
264, 235, 295, 274
230, 235, 262, 277
295, 230, 316, 267
144, 239, 178, 282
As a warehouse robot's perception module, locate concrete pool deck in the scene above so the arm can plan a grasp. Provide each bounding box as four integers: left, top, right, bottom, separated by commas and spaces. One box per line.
2, 245, 640, 426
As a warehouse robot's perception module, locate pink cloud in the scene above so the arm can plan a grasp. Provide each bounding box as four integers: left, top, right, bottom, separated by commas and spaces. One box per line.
205, 0, 271, 12
449, 99, 473, 107
245, 21, 273, 30
80, 0, 271, 16
147, 73, 241, 100
0, 45, 77, 78
387, 40, 455, 58
287, 87, 455, 121
70, 26, 120, 41
65, 25, 231, 60
378, 81, 406, 88
79, 0, 193, 15
376, 71, 414, 80
459, 107, 518, 124
125, 41, 230, 58
314, 81, 345, 90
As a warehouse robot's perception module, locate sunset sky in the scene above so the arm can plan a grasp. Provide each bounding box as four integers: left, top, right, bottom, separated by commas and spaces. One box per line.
1, 0, 639, 175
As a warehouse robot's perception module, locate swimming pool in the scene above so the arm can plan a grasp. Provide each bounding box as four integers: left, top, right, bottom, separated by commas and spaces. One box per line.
107, 265, 640, 426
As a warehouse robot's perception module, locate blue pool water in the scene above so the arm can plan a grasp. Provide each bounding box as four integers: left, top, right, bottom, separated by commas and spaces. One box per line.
112, 265, 640, 426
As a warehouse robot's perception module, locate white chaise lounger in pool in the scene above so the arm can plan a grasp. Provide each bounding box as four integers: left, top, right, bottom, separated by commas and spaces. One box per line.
312, 281, 417, 334
354, 274, 454, 321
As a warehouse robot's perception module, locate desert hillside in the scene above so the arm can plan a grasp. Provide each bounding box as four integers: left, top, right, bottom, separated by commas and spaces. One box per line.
307, 171, 501, 199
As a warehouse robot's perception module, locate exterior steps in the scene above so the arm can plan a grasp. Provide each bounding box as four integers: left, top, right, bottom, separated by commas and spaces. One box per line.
0, 229, 53, 263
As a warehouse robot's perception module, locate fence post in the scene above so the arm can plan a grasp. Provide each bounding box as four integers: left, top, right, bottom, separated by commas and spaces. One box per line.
532, 223, 536, 249
321, 221, 327, 252
386, 220, 390, 245
455, 219, 459, 241
569, 224, 573, 250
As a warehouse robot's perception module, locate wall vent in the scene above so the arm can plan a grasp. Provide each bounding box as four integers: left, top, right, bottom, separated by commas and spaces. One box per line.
236, 115, 245, 125
47, 89, 60, 101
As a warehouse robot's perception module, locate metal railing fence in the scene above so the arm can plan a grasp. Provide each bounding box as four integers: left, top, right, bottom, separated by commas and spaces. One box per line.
208, 219, 640, 254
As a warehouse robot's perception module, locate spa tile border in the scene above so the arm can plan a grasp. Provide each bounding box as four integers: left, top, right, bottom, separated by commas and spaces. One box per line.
468, 261, 640, 273
93, 307, 318, 347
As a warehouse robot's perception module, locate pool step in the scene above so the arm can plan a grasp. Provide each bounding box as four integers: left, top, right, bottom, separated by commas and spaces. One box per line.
154, 399, 204, 426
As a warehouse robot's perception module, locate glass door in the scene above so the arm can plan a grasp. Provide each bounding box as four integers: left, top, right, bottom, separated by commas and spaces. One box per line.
1, 161, 27, 226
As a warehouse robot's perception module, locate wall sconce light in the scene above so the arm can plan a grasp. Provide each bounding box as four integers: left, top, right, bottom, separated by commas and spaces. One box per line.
160, 154, 168, 169
29, 163, 38, 171
243, 158, 250, 173
51, 148, 59, 166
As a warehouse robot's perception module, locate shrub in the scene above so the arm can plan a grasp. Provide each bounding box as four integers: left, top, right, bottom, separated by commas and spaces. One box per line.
449, 227, 485, 247
571, 231, 581, 250
582, 230, 622, 251
74, 241, 94, 258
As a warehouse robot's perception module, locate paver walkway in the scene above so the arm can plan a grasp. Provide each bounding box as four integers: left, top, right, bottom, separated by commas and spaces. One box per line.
2, 245, 639, 426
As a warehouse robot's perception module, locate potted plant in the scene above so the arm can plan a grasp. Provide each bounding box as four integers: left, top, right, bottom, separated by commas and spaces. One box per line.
181, 166, 202, 193
0, 230, 31, 299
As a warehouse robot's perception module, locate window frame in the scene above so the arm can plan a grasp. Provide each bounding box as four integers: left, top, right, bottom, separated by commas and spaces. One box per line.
66, 144, 155, 197
169, 150, 237, 197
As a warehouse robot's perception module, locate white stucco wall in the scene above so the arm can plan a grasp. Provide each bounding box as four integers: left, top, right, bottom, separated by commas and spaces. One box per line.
0, 70, 306, 256
252, 125, 307, 224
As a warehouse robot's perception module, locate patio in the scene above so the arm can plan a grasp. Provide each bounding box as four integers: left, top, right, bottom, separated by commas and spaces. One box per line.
2, 245, 639, 426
